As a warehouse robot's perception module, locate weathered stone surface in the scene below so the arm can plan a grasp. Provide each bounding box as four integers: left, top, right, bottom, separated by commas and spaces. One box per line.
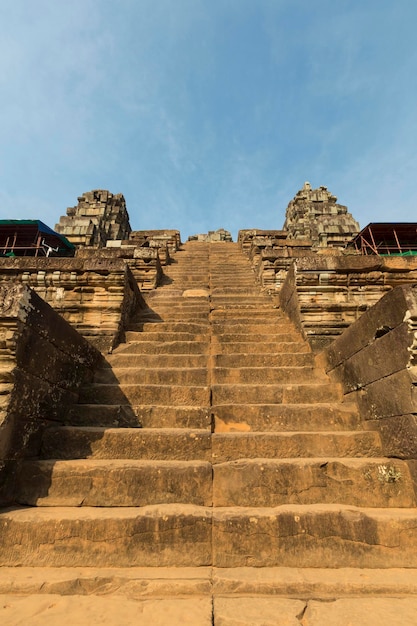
369, 414, 417, 459
0, 505, 212, 567
0, 284, 102, 504
0, 595, 213, 626
279, 257, 417, 351
324, 284, 417, 370
78, 245, 164, 290
213, 458, 413, 507
0, 566, 212, 596
213, 402, 359, 432
213, 597, 305, 626
303, 598, 417, 626
16, 459, 212, 507
41, 427, 212, 460
212, 566, 417, 597
213, 505, 417, 567
79, 383, 210, 406
0, 257, 145, 351
321, 285, 417, 457
347, 369, 417, 421
212, 431, 381, 461
94, 366, 209, 385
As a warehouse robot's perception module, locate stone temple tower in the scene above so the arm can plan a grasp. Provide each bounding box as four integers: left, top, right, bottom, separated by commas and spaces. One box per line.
283, 182, 360, 248
55, 190, 132, 248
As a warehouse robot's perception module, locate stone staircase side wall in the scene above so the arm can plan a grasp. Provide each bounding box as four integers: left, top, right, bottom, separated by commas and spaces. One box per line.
0, 283, 104, 504
76, 246, 163, 290
0, 258, 146, 352
320, 285, 417, 459
277, 262, 305, 340
279, 256, 417, 351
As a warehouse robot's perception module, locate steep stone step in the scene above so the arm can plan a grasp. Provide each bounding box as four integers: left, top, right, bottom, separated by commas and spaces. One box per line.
210, 278, 255, 286
161, 283, 209, 291
211, 382, 343, 405
6, 566, 417, 600
79, 384, 210, 406
41, 427, 212, 460
162, 274, 209, 281
212, 341, 310, 354
213, 403, 360, 432
136, 312, 210, 321
16, 460, 212, 507
0, 594, 213, 625
130, 322, 209, 333
0, 505, 212, 567
144, 300, 210, 309
114, 341, 209, 355
212, 431, 382, 461
0, 566, 213, 597
212, 458, 414, 507
211, 288, 262, 295
69, 405, 211, 429
210, 295, 272, 303
133, 313, 210, 323
163, 269, 209, 275
212, 505, 417, 568
144, 297, 210, 304
125, 331, 209, 342
210, 322, 293, 334
210, 310, 280, 320
211, 296, 271, 304
210, 275, 257, 280
212, 566, 417, 598
93, 367, 209, 385
107, 353, 208, 368
137, 303, 209, 312
213, 353, 314, 367
211, 366, 326, 384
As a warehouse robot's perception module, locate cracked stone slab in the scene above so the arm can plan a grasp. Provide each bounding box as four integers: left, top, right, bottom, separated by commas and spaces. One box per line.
212, 567, 417, 597
302, 598, 417, 625
0, 594, 213, 626
0, 567, 212, 597
213, 597, 306, 625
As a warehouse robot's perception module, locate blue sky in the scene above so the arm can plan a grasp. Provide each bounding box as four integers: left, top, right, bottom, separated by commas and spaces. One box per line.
0, 0, 416, 240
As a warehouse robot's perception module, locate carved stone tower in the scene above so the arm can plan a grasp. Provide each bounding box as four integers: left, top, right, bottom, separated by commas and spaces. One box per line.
55, 190, 131, 248
283, 182, 359, 247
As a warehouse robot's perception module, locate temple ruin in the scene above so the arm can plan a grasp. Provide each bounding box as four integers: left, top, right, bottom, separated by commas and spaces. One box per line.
55, 189, 132, 247
1, 184, 417, 623
283, 181, 360, 247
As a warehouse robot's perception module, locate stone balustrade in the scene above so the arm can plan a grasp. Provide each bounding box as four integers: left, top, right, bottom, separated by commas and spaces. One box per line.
320, 285, 417, 458
77, 246, 163, 291
280, 256, 417, 351
0, 283, 103, 504
128, 230, 181, 258
0, 257, 145, 352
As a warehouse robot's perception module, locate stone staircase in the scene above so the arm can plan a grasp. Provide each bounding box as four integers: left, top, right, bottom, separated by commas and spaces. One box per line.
1, 241, 417, 624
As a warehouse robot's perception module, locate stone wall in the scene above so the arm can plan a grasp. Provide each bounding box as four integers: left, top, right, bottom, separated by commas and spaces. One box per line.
238, 230, 315, 290
188, 229, 232, 243
0, 257, 145, 352
279, 256, 417, 351
77, 246, 163, 292
320, 285, 417, 459
128, 230, 181, 259
0, 283, 103, 504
